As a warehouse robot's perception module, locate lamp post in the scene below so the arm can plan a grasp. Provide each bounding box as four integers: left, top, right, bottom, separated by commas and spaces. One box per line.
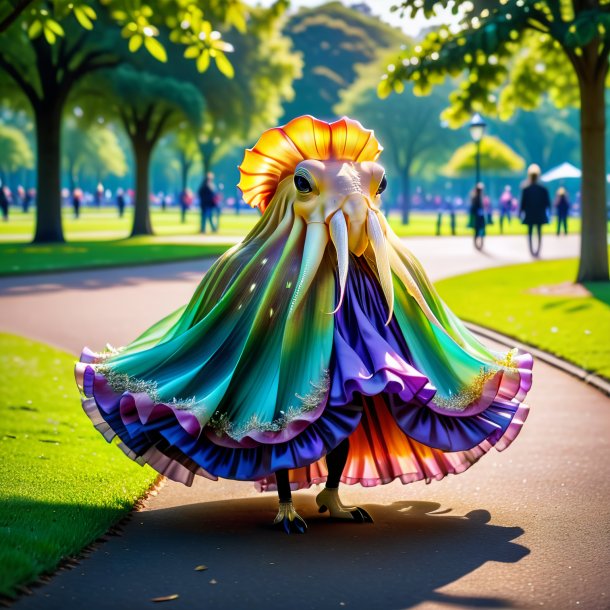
469, 113, 487, 185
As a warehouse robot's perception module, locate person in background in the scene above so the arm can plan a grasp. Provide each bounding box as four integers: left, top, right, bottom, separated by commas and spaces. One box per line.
554, 186, 570, 236
24, 188, 34, 213
468, 182, 486, 250
483, 192, 493, 226
94, 183, 104, 207
116, 188, 126, 218
519, 163, 550, 257
72, 187, 82, 219
179, 188, 192, 223
498, 185, 514, 233
0, 184, 9, 221
199, 173, 217, 233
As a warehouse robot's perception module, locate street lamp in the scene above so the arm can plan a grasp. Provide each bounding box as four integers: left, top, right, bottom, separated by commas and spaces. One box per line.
469, 113, 487, 185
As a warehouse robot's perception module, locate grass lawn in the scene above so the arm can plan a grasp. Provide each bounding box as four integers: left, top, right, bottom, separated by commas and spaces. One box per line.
435, 255, 610, 380
0, 333, 158, 598
0, 206, 589, 241
0, 239, 231, 276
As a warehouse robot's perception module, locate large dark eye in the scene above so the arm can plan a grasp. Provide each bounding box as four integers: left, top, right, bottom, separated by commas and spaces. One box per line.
376, 175, 387, 195
294, 174, 313, 194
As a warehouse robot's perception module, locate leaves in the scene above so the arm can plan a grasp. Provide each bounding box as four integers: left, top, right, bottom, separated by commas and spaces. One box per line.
144, 36, 167, 62
214, 52, 234, 78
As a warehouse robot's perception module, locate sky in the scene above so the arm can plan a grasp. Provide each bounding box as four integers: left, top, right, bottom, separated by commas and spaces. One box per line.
256, 0, 459, 37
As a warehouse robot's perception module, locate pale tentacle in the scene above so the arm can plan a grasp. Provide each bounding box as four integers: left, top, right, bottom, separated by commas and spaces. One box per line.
328, 210, 349, 314
288, 221, 329, 315
366, 209, 394, 325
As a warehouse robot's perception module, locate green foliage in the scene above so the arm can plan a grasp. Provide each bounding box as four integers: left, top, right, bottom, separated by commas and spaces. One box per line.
0, 124, 34, 175
62, 118, 128, 184
383, 0, 610, 124
336, 58, 458, 185
0, 333, 157, 597
442, 135, 525, 177
284, 1, 409, 120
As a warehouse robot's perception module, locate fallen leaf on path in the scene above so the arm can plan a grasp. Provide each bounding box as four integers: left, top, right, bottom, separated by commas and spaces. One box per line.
194, 565, 208, 571
150, 594, 179, 602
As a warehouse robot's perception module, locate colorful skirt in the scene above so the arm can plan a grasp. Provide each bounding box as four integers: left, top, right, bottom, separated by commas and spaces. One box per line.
75, 247, 532, 492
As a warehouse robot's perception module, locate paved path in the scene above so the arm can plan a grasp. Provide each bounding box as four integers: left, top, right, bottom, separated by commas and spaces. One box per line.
4, 232, 609, 609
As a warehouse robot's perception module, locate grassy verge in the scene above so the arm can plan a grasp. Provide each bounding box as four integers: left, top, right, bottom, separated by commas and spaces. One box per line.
0, 239, 231, 276
0, 207, 590, 241
435, 256, 610, 380
0, 333, 158, 598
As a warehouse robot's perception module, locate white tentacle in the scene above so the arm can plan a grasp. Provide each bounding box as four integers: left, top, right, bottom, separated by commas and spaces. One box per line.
329, 211, 349, 314
366, 209, 394, 325
289, 222, 329, 315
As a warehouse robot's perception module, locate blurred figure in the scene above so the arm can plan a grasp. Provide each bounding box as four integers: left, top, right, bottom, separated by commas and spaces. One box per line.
435, 194, 456, 236
554, 187, 570, 236
519, 164, 550, 257
16, 185, 25, 211
24, 188, 35, 213
483, 193, 493, 225
199, 173, 218, 233
116, 188, 126, 218
498, 185, 514, 233
72, 187, 83, 219
0, 184, 9, 221
179, 188, 193, 223
94, 183, 104, 207
468, 182, 486, 250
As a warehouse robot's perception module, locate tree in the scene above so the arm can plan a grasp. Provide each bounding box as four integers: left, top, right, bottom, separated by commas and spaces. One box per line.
99, 67, 203, 236
0, 0, 246, 243
62, 118, 128, 190
171, 129, 201, 192
0, 124, 34, 184
442, 136, 525, 177
383, 0, 610, 282
336, 61, 457, 223
283, 1, 409, 121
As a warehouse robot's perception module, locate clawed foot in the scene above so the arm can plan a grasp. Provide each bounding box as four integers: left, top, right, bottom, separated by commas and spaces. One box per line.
316, 488, 373, 523
273, 501, 308, 534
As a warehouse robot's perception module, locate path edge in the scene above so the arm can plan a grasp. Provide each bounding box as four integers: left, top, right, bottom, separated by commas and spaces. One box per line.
467, 322, 610, 397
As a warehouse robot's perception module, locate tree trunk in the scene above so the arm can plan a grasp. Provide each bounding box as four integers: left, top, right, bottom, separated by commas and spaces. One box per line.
577, 73, 609, 282
400, 170, 411, 225
180, 158, 191, 192
33, 103, 64, 243
131, 141, 153, 237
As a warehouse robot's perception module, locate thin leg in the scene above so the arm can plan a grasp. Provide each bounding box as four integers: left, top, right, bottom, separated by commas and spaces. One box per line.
273, 469, 307, 534
326, 438, 349, 489
316, 438, 373, 523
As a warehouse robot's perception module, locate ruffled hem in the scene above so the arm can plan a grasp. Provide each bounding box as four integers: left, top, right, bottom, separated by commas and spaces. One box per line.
256, 396, 529, 492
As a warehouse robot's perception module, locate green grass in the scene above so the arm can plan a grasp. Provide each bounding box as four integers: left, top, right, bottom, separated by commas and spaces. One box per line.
0, 206, 589, 241
0, 239, 231, 276
435, 255, 610, 380
0, 333, 158, 598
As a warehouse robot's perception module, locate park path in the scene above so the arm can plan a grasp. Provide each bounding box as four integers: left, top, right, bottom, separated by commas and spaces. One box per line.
4, 232, 610, 609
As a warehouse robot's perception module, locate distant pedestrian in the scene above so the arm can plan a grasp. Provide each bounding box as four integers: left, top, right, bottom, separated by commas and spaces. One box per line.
436, 195, 456, 236
554, 187, 570, 236
468, 183, 486, 250
199, 174, 217, 233
24, 188, 34, 213
72, 187, 82, 219
498, 185, 514, 233
519, 164, 550, 257
179, 189, 191, 223
116, 188, 126, 218
0, 185, 9, 221
94, 183, 104, 207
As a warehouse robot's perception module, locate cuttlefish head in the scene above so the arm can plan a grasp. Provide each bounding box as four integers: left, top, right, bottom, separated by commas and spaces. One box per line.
290, 159, 393, 321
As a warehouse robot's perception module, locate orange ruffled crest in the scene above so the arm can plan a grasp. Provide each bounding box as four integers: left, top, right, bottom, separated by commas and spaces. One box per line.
238, 115, 383, 212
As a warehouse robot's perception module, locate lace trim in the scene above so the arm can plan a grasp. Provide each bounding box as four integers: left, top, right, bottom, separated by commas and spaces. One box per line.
209, 370, 330, 439
94, 364, 330, 436
433, 350, 519, 411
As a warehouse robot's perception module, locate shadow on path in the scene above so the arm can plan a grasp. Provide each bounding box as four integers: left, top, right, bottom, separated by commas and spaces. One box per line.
14, 497, 529, 610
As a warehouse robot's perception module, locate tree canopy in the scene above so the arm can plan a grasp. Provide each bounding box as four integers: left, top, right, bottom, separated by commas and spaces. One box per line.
383, 0, 610, 281
442, 135, 525, 177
